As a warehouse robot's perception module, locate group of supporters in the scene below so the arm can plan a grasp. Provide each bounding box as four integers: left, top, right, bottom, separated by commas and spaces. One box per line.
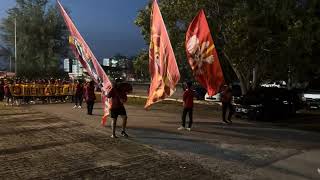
0, 78, 97, 114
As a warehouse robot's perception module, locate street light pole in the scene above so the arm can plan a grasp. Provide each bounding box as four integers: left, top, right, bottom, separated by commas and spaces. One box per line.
14, 18, 17, 76
9, 56, 12, 72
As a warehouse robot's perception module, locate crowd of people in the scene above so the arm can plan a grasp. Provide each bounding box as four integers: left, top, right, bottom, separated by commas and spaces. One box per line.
0, 78, 98, 115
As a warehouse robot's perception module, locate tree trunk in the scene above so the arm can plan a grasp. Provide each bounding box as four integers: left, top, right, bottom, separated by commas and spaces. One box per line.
223, 51, 248, 95
252, 63, 259, 90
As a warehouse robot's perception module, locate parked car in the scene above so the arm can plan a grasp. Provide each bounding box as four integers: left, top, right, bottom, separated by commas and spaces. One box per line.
204, 83, 242, 102
302, 89, 320, 110
205, 92, 221, 102
234, 87, 303, 120
193, 84, 207, 100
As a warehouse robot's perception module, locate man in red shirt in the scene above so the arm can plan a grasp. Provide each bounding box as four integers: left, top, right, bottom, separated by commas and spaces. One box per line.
85, 80, 96, 115
178, 81, 195, 131
0, 79, 4, 101
107, 79, 128, 138
73, 80, 84, 109
3, 79, 12, 106
221, 85, 233, 124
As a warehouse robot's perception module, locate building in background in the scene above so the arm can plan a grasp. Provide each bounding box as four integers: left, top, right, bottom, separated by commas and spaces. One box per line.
103, 58, 110, 67
64, 58, 86, 80
102, 56, 134, 81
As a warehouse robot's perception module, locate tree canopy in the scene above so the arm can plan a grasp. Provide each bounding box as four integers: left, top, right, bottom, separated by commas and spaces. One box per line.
0, 0, 68, 78
135, 0, 320, 94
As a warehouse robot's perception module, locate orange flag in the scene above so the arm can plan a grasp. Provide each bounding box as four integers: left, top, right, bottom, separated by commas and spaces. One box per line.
145, 0, 180, 109
186, 10, 225, 96
57, 1, 112, 125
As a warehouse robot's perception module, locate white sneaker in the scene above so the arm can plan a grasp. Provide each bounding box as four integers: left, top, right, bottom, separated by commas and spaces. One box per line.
73, 105, 77, 109
186, 128, 191, 131
78, 106, 82, 109
178, 126, 185, 130
110, 135, 118, 138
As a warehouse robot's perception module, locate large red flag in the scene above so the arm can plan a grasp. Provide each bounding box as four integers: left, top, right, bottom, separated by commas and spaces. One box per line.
57, 1, 112, 125
186, 10, 225, 96
145, 0, 180, 109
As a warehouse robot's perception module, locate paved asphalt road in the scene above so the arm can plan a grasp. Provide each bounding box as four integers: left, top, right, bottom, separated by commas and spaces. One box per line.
30, 101, 320, 180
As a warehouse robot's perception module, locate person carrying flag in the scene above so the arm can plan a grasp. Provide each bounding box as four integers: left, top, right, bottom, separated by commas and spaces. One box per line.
107, 79, 129, 138
178, 81, 195, 131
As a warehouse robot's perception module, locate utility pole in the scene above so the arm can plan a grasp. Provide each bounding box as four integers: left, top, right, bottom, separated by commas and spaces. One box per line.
14, 18, 17, 76
288, 64, 292, 90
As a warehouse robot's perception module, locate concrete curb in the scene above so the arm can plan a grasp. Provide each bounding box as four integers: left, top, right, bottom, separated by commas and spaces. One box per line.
127, 94, 222, 106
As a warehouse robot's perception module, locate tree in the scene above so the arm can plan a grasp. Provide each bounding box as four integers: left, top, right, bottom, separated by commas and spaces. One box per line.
135, 0, 320, 94
0, 0, 68, 78
133, 50, 149, 80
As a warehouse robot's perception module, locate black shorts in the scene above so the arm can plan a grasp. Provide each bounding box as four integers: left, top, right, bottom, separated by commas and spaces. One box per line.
110, 106, 127, 119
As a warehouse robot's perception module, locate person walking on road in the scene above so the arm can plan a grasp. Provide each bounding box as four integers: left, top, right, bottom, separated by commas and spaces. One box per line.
0, 79, 4, 101
73, 80, 84, 109
85, 80, 96, 115
221, 85, 233, 124
4, 80, 12, 106
107, 79, 129, 138
178, 81, 195, 131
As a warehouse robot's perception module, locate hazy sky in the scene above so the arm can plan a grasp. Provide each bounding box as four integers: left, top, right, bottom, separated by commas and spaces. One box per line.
0, 0, 149, 59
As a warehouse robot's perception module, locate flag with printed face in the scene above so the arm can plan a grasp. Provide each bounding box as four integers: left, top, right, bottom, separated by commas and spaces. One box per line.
145, 0, 180, 109
57, 1, 112, 125
186, 10, 224, 96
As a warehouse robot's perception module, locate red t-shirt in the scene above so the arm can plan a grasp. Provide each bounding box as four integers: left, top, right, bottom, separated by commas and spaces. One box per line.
4, 85, 11, 97
107, 88, 127, 109
222, 89, 232, 103
183, 89, 194, 108
85, 85, 96, 101
75, 84, 84, 95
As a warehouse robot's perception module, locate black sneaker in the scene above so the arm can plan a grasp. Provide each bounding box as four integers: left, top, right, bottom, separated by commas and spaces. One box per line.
223, 120, 229, 124
121, 131, 129, 138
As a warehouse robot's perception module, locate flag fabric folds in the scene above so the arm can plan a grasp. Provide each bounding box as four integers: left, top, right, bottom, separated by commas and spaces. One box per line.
145, 0, 180, 109
57, 0, 112, 125
186, 10, 225, 96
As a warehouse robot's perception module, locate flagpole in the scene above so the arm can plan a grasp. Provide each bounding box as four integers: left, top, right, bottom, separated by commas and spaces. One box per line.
14, 18, 17, 76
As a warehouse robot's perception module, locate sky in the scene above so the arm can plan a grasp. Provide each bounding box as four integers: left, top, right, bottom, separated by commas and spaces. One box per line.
0, 0, 149, 59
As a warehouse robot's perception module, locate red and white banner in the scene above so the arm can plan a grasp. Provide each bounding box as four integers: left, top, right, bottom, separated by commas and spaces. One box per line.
186, 10, 224, 96
57, 1, 112, 125
145, 0, 180, 109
